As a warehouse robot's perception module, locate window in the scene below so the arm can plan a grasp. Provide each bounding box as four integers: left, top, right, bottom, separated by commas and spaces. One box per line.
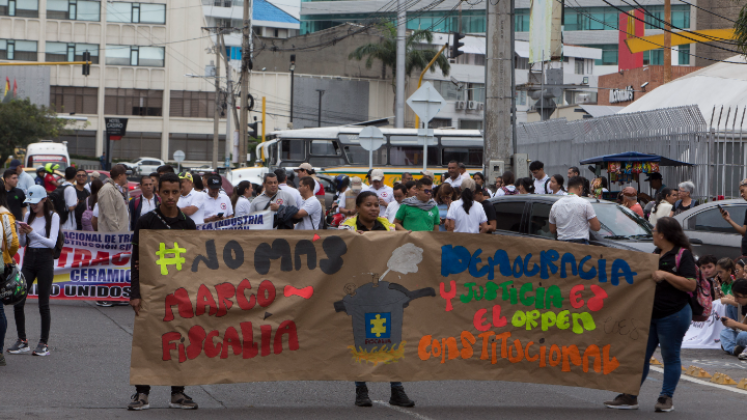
586, 58, 593, 75
0, 39, 37, 61
575, 59, 584, 75
46, 0, 100, 21
106, 45, 164, 67
429, 118, 452, 129
55, 130, 96, 158
104, 88, 163, 116
432, 81, 461, 101
564, 7, 621, 31
169, 90, 222, 119
514, 90, 527, 106
46, 42, 99, 63
678, 44, 690, 65
107, 2, 166, 24
693, 207, 747, 233
342, 145, 387, 166
50, 86, 98, 114
442, 147, 482, 166
528, 203, 553, 238
643, 49, 663, 65
468, 83, 485, 102
493, 201, 525, 232
644, 5, 690, 29
582, 44, 618, 66
515, 9, 530, 32
459, 119, 483, 130
308, 140, 346, 166
280, 139, 305, 162
0, 0, 38, 17
389, 136, 437, 166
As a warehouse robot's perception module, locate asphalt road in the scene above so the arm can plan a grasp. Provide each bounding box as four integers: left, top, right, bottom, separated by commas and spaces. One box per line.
2, 300, 746, 420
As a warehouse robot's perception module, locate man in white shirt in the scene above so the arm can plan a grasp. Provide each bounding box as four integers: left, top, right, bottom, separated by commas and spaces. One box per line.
295, 177, 322, 230
530, 161, 551, 195
10, 159, 35, 194
443, 161, 463, 189
59, 167, 79, 230
385, 184, 407, 223
177, 172, 206, 225
275, 168, 303, 209
202, 175, 234, 223
549, 176, 602, 245
367, 169, 393, 217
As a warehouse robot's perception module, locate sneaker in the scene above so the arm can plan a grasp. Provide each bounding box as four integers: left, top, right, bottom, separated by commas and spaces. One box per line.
7, 339, 29, 354
604, 394, 639, 410
734, 345, 745, 357
655, 396, 674, 412
389, 386, 415, 408
355, 386, 372, 407
128, 393, 150, 411
170, 392, 198, 410
96, 301, 114, 307
738, 348, 747, 360
32, 342, 50, 357
0, 355, 6, 366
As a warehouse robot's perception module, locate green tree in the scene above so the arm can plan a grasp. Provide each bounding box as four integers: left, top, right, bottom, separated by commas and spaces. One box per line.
0, 98, 70, 161
736, 7, 747, 55
348, 22, 450, 115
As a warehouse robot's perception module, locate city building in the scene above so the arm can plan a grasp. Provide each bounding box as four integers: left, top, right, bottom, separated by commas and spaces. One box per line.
597, 65, 702, 106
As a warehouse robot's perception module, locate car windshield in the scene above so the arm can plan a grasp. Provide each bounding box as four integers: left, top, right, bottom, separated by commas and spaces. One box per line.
592, 202, 653, 239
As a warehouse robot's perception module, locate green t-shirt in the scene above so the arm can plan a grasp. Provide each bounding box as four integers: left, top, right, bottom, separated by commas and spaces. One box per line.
395, 204, 440, 232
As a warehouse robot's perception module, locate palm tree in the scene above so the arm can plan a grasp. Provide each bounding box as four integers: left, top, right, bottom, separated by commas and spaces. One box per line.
348, 22, 450, 115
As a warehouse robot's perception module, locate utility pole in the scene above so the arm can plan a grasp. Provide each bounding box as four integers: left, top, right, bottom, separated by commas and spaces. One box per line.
483, 0, 514, 171
316, 90, 325, 127
663, 0, 672, 83
212, 45, 221, 171
239, 0, 252, 167
395, 0, 406, 128
218, 34, 238, 166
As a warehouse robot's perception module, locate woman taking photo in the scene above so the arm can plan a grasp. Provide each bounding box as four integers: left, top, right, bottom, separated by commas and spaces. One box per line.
605, 217, 696, 413
8, 185, 60, 357
445, 178, 488, 234
338, 191, 415, 408
232, 181, 253, 218
0, 179, 20, 366
548, 174, 567, 195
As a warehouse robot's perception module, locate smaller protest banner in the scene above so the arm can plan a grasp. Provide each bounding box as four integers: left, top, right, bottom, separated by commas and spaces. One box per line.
196, 211, 273, 231
682, 301, 726, 350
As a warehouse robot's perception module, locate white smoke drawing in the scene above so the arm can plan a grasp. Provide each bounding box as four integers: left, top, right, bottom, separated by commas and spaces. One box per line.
379, 243, 423, 282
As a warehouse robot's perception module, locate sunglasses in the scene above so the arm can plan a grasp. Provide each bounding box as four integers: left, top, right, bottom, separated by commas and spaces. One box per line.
423, 189, 433, 194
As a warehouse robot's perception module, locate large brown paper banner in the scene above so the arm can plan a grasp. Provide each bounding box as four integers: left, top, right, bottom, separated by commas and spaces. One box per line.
130, 230, 658, 395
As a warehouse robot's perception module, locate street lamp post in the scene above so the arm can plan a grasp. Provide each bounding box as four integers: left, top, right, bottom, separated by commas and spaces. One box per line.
290, 54, 296, 127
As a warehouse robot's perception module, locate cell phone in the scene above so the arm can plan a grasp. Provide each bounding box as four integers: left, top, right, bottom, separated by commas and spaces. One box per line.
217, 212, 224, 217
718, 204, 725, 212
721, 317, 729, 325
16, 221, 28, 228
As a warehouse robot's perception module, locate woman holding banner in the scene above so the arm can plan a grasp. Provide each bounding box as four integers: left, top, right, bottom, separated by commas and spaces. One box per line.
338, 191, 415, 408
605, 217, 696, 413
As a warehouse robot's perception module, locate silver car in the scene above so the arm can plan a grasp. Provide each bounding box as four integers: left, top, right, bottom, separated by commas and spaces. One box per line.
673, 199, 746, 259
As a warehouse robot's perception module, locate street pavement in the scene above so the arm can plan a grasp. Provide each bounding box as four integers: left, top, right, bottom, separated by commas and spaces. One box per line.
2, 300, 746, 419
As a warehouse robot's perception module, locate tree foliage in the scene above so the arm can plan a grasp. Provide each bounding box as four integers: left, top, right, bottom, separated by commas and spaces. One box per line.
736, 6, 747, 55
0, 98, 70, 160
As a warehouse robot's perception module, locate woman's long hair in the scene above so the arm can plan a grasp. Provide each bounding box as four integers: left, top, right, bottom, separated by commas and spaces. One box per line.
0, 179, 9, 209
460, 178, 476, 213
231, 181, 251, 210
655, 217, 692, 252
27, 198, 55, 238
552, 174, 566, 193
652, 188, 674, 214
88, 179, 104, 209
517, 177, 534, 194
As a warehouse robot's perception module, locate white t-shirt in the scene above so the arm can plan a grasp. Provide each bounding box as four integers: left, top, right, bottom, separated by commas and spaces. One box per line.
334, 190, 347, 214
279, 183, 303, 209
385, 200, 401, 223
444, 174, 463, 189
446, 199, 487, 233
178, 189, 207, 225
554, 190, 568, 196
533, 175, 551, 195
93, 203, 99, 217
234, 196, 253, 218
368, 185, 394, 217
20, 211, 60, 249
548, 195, 597, 241
202, 193, 234, 222
295, 196, 322, 230
60, 182, 79, 230
493, 185, 517, 197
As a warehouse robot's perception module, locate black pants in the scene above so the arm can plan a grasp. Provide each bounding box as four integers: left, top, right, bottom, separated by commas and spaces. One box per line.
135, 385, 185, 395
14, 248, 55, 344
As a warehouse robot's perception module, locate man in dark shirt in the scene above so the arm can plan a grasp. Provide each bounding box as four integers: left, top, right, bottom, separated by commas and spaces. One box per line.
74, 168, 91, 230
474, 188, 496, 233
128, 173, 198, 411
3, 169, 26, 221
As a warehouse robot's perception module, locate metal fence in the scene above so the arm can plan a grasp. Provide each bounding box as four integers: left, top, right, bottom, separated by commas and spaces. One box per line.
516, 104, 747, 200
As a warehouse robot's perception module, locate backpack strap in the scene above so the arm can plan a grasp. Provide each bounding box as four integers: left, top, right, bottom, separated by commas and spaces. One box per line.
544, 178, 551, 194
674, 247, 686, 271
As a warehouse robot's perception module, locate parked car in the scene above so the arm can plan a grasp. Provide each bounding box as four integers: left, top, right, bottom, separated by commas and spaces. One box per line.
123, 157, 165, 175
487, 195, 656, 253
673, 199, 743, 259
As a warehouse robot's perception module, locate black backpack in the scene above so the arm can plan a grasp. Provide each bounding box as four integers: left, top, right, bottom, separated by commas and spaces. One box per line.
48, 184, 72, 225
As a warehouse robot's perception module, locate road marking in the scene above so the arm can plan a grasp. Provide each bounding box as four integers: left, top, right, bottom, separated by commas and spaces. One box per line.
373, 400, 437, 420
649, 366, 747, 395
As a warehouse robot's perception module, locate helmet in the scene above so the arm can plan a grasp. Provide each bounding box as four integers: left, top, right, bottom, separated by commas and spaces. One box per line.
44, 163, 59, 174
335, 174, 350, 192
0, 265, 27, 306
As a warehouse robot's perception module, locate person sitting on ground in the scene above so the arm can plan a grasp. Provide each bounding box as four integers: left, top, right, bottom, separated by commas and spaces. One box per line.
548, 174, 567, 196
669, 181, 699, 216
549, 176, 601, 245
621, 186, 645, 217
493, 171, 518, 197
445, 178, 488, 234
649, 188, 677, 226
718, 279, 747, 359
716, 257, 737, 299
394, 177, 440, 232
736, 257, 747, 280
695, 254, 718, 300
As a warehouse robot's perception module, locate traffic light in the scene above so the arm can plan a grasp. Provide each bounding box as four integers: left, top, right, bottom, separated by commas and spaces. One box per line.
82, 51, 91, 76
450, 32, 465, 59
248, 121, 258, 139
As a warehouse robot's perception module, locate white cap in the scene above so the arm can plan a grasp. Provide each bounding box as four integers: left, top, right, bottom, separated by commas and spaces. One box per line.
371, 169, 384, 182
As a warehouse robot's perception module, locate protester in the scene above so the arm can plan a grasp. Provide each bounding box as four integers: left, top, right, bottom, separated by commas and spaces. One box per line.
249, 173, 295, 215
129, 175, 160, 231
516, 177, 534, 194
395, 178, 440, 232
696, 254, 719, 299
276, 169, 303, 209
621, 186, 645, 217
128, 172, 198, 411
641, 172, 665, 202
715, 258, 736, 298
567, 166, 580, 180
203, 175, 234, 223
718, 279, 747, 359
721, 179, 747, 256
56, 167, 80, 231
3, 169, 26, 221
419, 170, 435, 182
8, 185, 60, 357
670, 181, 698, 216
401, 172, 414, 185
10, 159, 35, 193
405, 181, 417, 197
591, 177, 609, 199
232, 181, 253, 218
605, 217, 695, 412
331, 175, 353, 217
294, 162, 325, 201
458, 162, 467, 176
472, 172, 490, 196
177, 172, 206, 225
82, 179, 103, 231
529, 161, 551, 194
157, 165, 175, 175
85, 170, 101, 193
385, 184, 407, 223
0, 179, 19, 366
193, 173, 205, 193
97, 164, 130, 232
548, 174, 567, 196
579, 177, 592, 197
494, 176, 504, 193
34, 167, 45, 187
445, 178, 488, 233
473, 186, 496, 233
737, 258, 747, 280
443, 161, 463, 189
436, 183, 457, 231
364, 169, 393, 217
295, 177, 323, 230
493, 171, 517, 197
42, 163, 59, 193
73, 169, 90, 230
549, 177, 601, 245
649, 188, 677, 226
149, 172, 159, 194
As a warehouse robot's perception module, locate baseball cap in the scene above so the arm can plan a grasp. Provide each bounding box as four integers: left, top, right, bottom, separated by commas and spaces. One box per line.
90, 171, 101, 179
371, 169, 384, 182
622, 186, 638, 197
24, 185, 47, 204
178, 172, 193, 182
208, 176, 222, 189
294, 163, 313, 172
9, 159, 21, 170
644, 172, 663, 182
420, 170, 434, 179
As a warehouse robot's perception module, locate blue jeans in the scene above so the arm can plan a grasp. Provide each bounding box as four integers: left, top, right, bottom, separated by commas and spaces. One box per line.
641, 304, 692, 397
355, 382, 403, 388
562, 239, 589, 245
0, 304, 6, 353
720, 304, 747, 354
